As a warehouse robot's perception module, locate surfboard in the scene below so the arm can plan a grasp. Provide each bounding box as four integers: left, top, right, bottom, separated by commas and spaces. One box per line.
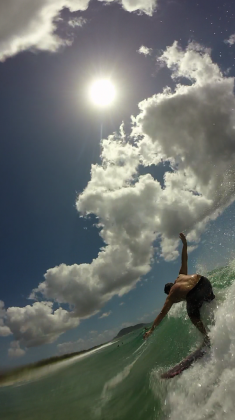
161, 345, 208, 379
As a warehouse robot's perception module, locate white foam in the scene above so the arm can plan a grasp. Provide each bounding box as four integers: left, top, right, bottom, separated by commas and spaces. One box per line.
132, 340, 146, 355
100, 354, 141, 408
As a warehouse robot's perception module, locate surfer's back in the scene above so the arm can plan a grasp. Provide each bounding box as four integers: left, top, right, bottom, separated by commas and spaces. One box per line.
169, 274, 201, 302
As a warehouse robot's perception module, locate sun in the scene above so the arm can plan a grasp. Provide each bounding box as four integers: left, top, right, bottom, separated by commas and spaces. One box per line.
89, 79, 116, 107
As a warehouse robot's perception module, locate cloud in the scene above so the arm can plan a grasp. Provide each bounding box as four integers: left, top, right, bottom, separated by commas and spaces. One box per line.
29, 137, 154, 324
138, 45, 153, 56
133, 41, 235, 257
0, 0, 157, 61
0, 301, 12, 337
68, 17, 87, 27
99, 311, 112, 319
101, 0, 157, 15
137, 313, 151, 321
0, 1, 87, 61
57, 328, 116, 354
31, 162, 157, 322
0, 324, 12, 337
6, 301, 79, 348
8, 341, 26, 358
224, 34, 235, 46
4, 41, 235, 349
57, 338, 85, 354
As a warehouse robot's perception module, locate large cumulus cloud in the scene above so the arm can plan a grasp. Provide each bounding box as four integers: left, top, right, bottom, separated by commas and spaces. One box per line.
0, 0, 157, 61
6, 301, 79, 348
4, 42, 235, 350
134, 41, 235, 257
32, 168, 159, 317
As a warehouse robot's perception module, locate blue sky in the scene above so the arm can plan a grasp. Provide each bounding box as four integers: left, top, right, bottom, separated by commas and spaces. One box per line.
1, 0, 235, 367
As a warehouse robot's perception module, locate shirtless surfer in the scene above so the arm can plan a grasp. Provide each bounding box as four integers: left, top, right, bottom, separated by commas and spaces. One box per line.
144, 233, 215, 346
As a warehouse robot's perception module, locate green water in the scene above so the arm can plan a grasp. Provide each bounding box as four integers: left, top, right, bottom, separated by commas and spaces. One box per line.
0, 264, 234, 420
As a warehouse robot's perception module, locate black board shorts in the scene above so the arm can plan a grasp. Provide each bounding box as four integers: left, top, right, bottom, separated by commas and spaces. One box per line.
186, 276, 215, 319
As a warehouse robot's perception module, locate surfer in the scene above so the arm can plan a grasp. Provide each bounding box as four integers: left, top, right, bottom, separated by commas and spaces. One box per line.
144, 233, 215, 346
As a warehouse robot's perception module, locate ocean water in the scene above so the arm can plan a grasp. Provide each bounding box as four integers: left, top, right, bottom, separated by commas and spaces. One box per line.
1, 263, 235, 420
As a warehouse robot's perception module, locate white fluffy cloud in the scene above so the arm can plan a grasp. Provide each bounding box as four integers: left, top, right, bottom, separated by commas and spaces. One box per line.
4, 41, 235, 350
0, 1, 87, 61
31, 171, 157, 321
99, 0, 157, 15
8, 341, 26, 358
0, 0, 157, 61
57, 338, 85, 354
57, 328, 117, 354
134, 42, 235, 258
29, 137, 155, 323
224, 34, 235, 46
6, 301, 79, 347
99, 311, 112, 319
134, 42, 235, 227
68, 17, 87, 27
0, 301, 12, 337
138, 45, 152, 56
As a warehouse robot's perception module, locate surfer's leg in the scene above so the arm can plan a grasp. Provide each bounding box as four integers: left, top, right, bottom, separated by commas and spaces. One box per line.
186, 277, 214, 345
186, 302, 208, 337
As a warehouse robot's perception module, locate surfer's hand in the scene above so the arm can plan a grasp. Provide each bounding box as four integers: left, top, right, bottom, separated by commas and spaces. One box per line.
179, 232, 187, 245
143, 330, 153, 339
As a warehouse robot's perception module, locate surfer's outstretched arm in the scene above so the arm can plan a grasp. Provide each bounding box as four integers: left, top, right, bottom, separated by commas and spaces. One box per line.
144, 298, 173, 339
179, 232, 188, 275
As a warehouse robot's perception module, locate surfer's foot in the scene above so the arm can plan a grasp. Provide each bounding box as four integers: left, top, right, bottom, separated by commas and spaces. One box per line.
202, 335, 211, 348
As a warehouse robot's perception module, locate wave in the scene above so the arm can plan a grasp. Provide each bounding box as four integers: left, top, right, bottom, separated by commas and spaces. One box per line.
1, 263, 235, 420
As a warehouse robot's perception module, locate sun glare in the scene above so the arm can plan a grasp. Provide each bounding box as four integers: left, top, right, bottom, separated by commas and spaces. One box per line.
89, 79, 116, 107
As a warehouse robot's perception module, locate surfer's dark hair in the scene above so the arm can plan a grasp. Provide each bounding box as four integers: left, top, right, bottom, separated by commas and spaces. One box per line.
164, 283, 174, 295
